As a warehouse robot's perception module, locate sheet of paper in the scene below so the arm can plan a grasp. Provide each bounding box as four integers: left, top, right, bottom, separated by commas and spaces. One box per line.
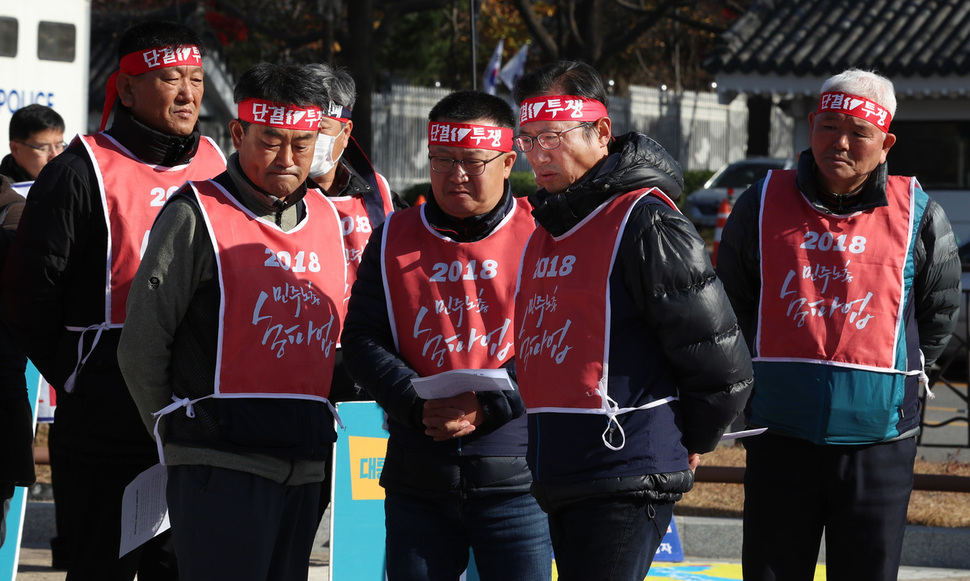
719, 427, 768, 441
119, 463, 171, 557
410, 368, 514, 400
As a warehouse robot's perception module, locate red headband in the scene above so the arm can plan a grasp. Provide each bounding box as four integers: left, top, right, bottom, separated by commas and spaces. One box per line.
817, 91, 892, 132
519, 95, 608, 124
238, 98, 323, 131
428, 121, 513, 152
100, 45, 203, 131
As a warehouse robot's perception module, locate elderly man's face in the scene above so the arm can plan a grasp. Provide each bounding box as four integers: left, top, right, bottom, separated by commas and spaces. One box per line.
809, 111, 896, 195
517, 118, 610, 194
230, 120, 316, 199
118, 65, 204, 137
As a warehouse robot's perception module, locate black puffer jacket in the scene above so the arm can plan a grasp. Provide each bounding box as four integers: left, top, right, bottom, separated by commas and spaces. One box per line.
524, 132, 753, 506
342, 185, 534, 500
1, 107, 210, 462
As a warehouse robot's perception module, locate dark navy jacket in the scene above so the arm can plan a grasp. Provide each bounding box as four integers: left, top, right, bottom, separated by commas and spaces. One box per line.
342, 186, 534, 499
525, 132, 753, 508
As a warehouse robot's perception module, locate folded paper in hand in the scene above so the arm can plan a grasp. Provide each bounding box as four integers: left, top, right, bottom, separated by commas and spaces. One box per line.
410, 368, 514, 399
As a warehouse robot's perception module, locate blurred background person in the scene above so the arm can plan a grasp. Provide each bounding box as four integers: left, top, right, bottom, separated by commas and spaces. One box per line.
2, 104, 66, 195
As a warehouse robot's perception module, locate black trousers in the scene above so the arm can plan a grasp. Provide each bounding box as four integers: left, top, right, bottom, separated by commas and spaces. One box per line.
742, 432, 916, 581
0, 482, 13, 549
48, 439, 177, 581
167, 464, 321, 581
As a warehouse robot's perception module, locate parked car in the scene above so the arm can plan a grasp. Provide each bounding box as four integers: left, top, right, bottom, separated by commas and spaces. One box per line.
685, 157, 797, 228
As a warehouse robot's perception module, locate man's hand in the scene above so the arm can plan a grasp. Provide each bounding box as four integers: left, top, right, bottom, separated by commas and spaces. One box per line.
688, 452, 702, 473
422, 391, 483, 441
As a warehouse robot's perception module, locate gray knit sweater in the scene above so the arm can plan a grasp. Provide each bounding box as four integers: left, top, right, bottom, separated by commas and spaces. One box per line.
118, 153, 328, 485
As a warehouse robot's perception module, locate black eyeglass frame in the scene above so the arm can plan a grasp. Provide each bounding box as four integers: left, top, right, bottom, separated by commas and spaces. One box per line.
513, 122, 594, 153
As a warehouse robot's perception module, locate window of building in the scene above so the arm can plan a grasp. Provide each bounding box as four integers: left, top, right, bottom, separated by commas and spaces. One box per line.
889, 121, 970, 190
37, 21, 75, 62
0, 18, 17, 57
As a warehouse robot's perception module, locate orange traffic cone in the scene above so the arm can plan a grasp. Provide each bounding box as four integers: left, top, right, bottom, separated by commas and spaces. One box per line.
711, 193, 733, 267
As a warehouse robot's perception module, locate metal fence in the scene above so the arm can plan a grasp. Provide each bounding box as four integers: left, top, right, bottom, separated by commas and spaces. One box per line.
370, 84, 794, 193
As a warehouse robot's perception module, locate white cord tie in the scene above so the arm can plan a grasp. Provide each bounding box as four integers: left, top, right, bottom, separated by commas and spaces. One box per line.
600, 396, 628, 451
63, 323, 110, 393
151, 395, 213, 465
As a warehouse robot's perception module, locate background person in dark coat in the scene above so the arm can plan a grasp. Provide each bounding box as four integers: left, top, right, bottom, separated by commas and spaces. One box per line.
0, 174, 31, 549
1, 104, 65, 186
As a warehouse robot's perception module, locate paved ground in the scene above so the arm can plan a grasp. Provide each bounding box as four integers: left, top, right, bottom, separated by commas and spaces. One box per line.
14, 545, 332, 580
918, 379, 969, 459
14, 545, 970, 581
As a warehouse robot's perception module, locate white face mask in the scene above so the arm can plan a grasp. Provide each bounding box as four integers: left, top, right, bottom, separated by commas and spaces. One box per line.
310, 131, 342, 178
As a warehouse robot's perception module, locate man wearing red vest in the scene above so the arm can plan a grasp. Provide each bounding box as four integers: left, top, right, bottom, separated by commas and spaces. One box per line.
118, 63, 345, 580
1, 21, 225, 579
305, 63, 406, 403
302, 67, 407, 525
512, 61, 753, 580
341, 90, 552, 580
716, 69, 961, 580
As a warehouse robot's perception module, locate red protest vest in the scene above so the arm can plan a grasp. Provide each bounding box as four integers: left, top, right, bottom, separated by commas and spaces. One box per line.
327, 173, 394, 317
515, 188, 677, 412
756, 170, 915, 369
191, 179, 346, 400
382, 198, 534, 377
80, 133, 226, 326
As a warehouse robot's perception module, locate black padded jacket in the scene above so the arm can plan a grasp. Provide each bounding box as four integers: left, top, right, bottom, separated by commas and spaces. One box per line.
341, 185, 535, 500
523, 132, 753, 507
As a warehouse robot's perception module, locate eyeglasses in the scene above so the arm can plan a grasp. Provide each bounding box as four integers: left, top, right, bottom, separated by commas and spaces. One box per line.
14, 140, 67, 155
514, 123, 592, 152
428, 151, 505, 176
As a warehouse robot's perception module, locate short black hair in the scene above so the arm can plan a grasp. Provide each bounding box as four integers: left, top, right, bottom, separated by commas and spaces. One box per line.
512, 60, 608, 113
428, 90, 515, 129
9, 104, 65, 141
117, 20, 207, 60
234, 63, 328, 111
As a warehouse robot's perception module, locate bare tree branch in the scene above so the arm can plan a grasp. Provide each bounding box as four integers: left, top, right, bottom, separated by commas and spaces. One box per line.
597, 0, 681, 66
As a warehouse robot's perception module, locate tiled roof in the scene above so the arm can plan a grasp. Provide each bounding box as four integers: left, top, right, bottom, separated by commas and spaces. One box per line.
705, 0, 970, 78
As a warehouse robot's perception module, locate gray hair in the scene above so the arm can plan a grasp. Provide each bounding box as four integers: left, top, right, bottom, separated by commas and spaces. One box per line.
820, 68, 897, 118
304, 63, 357, 110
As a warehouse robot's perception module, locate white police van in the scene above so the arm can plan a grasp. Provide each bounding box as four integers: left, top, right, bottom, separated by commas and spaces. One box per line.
0, 0, 91, 158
